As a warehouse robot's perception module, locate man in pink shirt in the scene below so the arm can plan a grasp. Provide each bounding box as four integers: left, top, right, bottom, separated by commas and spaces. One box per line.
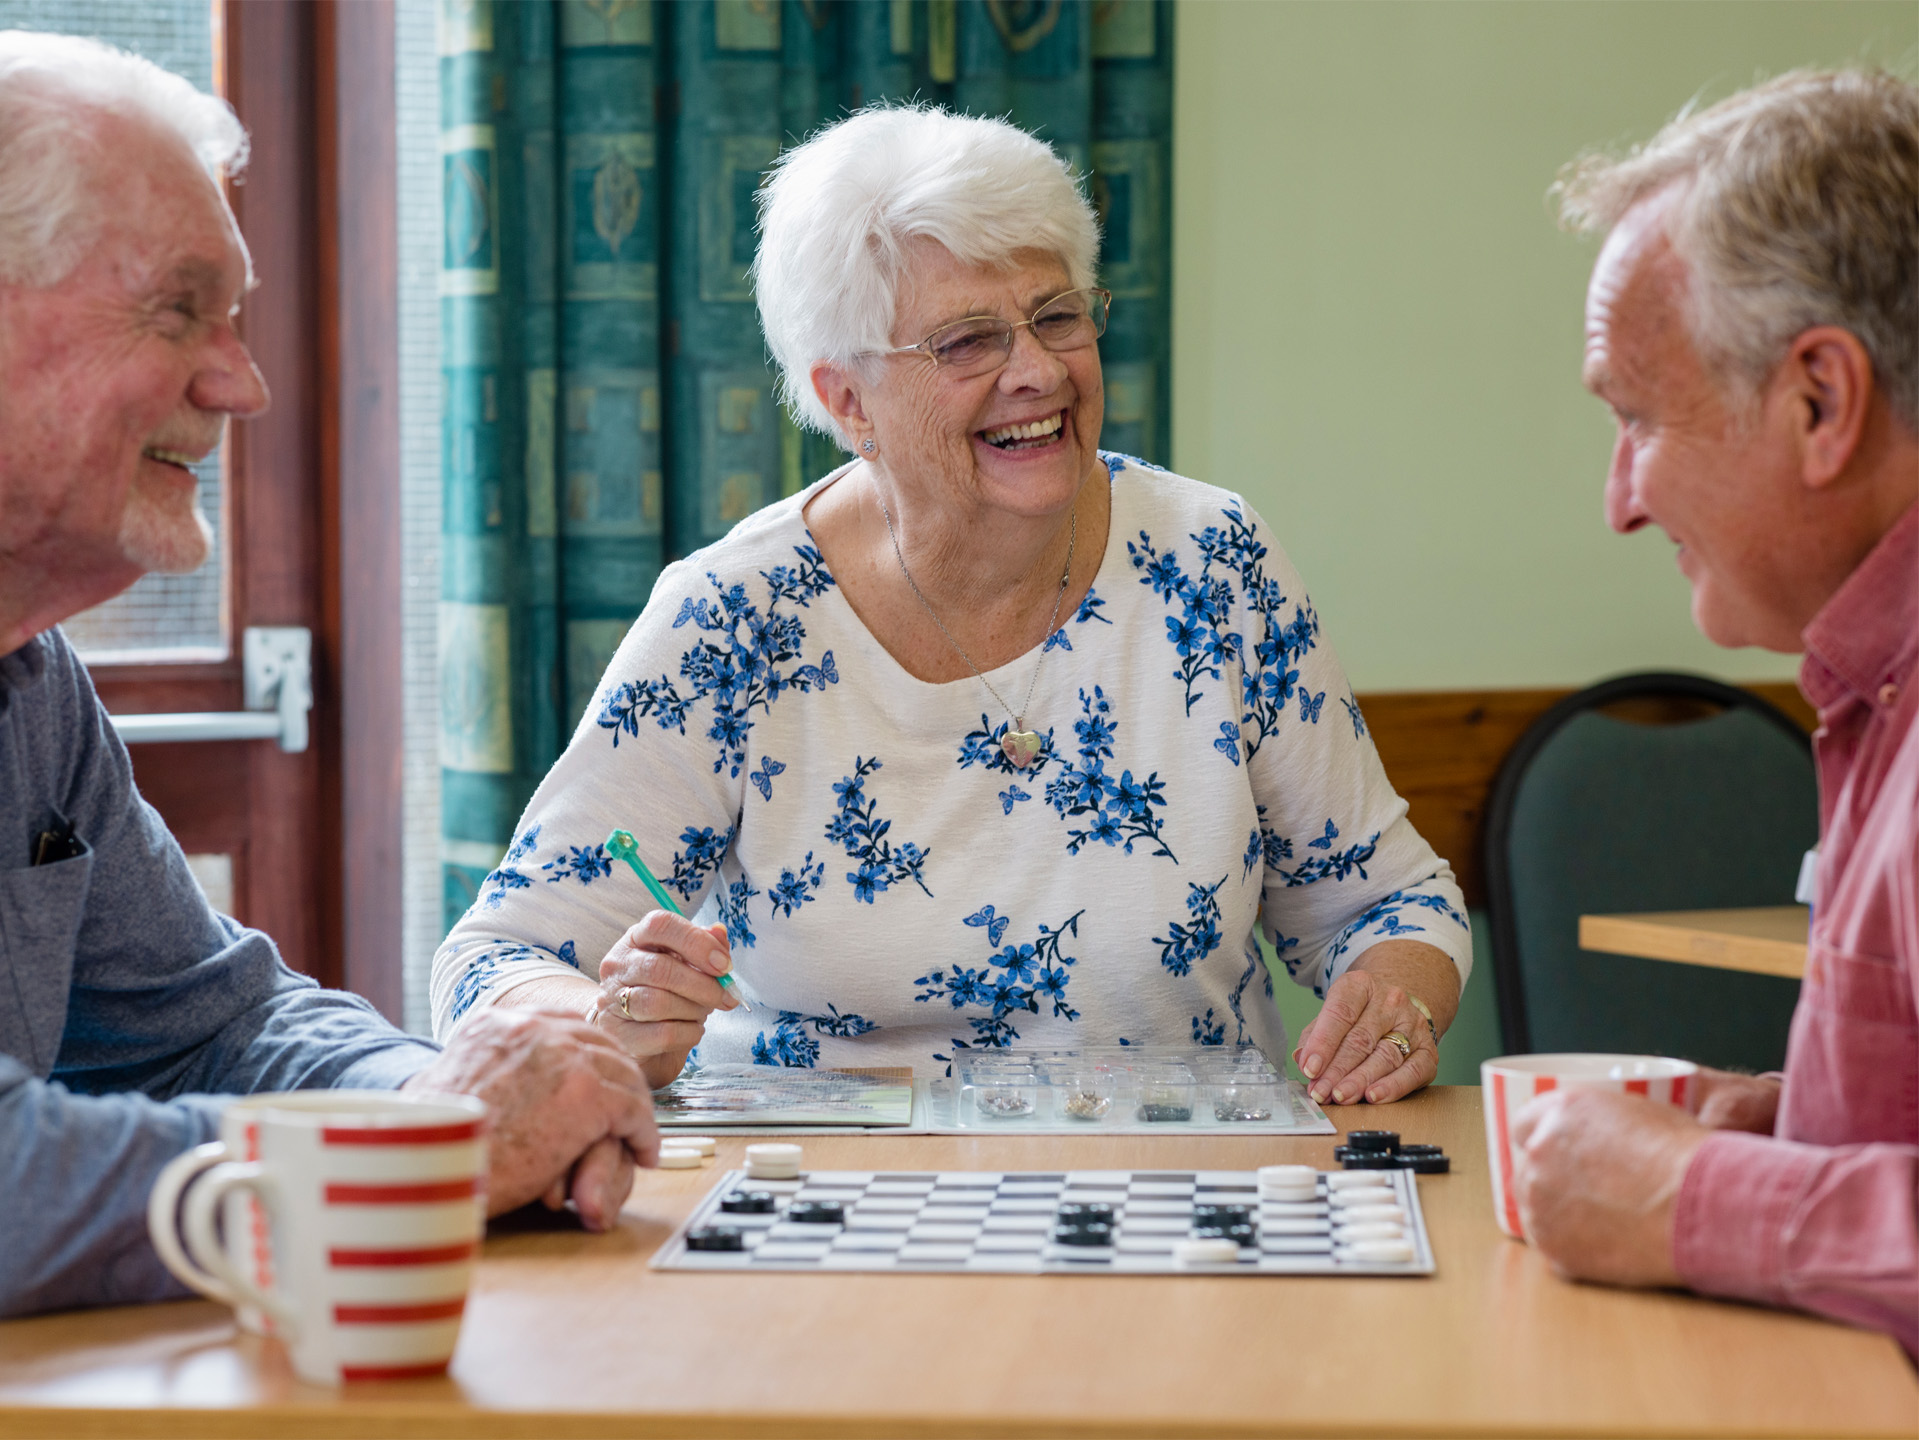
1512, 69, 1919, 1352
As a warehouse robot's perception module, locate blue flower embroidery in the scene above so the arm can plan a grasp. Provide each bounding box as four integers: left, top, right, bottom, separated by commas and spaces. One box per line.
557, 940, 578, 968
449, 953, 504, 1024
1273, 819, 1381, 887
1042, 687, 1175, 860
825, 756, 932, 904
595, 546, 839, 778
667, 824, 734, 903
1041, 584, 1115, 653
751, 1014, 821, 1068
479, 824, 542, 910
1101, 450, 1170, 479
1192, 1009, 1226, 1046
542, 844, 612, 885
716, 875, 760, 949
767, 852, 825, 919
750, 1006, 880, 1067
1324, 887, 1470, 977
998, 785, 1031, 815
917, 908, 1083, 1057
1130, 501, 1323, 763
1153, 875, 1225, 977
1340, 692, 1367, 738
1225, 940, 1275, 1045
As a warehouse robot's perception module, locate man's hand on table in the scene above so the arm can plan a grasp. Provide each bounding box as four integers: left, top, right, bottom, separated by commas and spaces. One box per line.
403, 1008, 661, 1231
1691, 1068, 1782, 1133
1511, 1088, 1712, 1288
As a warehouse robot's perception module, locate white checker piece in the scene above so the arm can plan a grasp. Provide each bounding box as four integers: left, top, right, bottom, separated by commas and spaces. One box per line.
655, 1168, 1435, 1277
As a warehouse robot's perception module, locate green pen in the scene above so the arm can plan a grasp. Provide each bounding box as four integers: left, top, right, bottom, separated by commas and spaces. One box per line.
604, 828, 755, 1012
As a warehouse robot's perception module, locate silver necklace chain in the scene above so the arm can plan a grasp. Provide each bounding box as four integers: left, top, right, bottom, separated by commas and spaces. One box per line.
877, 492, 1075, 734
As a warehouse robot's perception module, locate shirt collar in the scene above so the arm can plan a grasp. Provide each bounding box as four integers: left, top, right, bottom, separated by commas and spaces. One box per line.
1799, 501, 1919, 714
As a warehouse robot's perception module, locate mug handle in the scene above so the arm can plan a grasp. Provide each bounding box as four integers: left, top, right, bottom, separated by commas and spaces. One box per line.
147, 1142, 240, 1307
181, 1162, 299, 1334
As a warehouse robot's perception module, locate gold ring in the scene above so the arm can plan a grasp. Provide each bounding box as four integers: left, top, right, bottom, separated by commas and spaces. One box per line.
1381, 1030, 1412, 1062
619, 986, 636, 1022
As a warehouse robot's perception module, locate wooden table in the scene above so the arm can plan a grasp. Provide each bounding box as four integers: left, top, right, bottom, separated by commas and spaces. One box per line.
2, 1087, 1912, 1439
1580, 905, 1810, 979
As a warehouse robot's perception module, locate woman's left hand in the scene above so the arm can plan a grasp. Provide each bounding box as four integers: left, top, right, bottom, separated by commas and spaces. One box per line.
1291, 941, 1458, 1106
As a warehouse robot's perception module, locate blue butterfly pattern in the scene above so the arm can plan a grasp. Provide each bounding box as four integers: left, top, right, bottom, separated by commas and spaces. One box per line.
749, 756, 786, 802
964, 905, 1011, 946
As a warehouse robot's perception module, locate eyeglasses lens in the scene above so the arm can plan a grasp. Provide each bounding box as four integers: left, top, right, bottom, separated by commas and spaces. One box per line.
925, 290, 1108, 376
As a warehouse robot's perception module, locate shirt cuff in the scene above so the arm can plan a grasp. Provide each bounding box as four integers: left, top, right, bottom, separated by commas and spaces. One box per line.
1672, 1128, 1825, 1307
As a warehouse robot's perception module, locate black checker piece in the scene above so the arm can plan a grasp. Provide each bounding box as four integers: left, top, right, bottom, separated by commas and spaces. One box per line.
1053, 1221, 1114, 1246
1193, 1223, 1258, 1247
687, 1225, 745, 1251
1056, 1201, 1115, 1223
719, 1190, 777, 1214
786, 1201, 845, 1224
1192, 1204, 1252, 1227
1346, 1129, 1399, 1153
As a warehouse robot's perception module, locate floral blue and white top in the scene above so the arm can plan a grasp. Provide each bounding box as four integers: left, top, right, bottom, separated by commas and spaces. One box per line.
430, 455, 1471, 1072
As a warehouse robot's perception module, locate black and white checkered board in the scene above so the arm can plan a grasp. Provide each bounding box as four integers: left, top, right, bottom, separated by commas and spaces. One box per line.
651, 1169, 1435, 1276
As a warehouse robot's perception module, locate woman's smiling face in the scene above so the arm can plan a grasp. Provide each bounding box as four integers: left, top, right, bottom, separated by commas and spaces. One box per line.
862, 240, 1103, 521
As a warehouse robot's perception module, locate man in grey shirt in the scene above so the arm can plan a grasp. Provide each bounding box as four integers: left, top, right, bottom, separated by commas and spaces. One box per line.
0, 34, 659, 1316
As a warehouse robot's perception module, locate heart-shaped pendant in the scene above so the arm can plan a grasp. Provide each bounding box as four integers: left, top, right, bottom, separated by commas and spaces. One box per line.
1001, 729, 1042, 768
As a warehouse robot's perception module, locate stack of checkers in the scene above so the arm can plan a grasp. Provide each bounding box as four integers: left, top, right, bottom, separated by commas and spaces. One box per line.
657, 1135, 717, 1170
1334, 1130, 1449, 1173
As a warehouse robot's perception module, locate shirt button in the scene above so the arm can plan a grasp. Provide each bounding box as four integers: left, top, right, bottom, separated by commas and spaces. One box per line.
1880, 683, 1900, 706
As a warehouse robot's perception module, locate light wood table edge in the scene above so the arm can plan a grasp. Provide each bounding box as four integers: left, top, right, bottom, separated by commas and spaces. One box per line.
10, 1409, 1916, 1440
1579, 909, 1810, 980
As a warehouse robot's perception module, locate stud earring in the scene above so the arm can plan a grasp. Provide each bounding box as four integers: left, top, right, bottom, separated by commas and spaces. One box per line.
861, 438, 876, 454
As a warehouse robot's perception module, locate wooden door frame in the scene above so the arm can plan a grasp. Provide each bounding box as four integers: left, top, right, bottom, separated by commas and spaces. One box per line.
92, 1, 405, 1020
317, 0, 405, 1020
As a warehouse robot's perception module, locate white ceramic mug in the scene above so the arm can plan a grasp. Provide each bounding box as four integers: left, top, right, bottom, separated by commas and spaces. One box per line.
1481, 1053, 1698, 1240
147, 1090, 488, 1386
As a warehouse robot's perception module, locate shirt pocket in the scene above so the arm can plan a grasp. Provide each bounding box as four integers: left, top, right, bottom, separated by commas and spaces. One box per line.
1779, 938, 1918, 1148
0, 842, 93, 1076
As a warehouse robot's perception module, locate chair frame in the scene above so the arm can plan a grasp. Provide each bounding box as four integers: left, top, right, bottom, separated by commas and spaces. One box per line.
1481, 671, 1810, 1054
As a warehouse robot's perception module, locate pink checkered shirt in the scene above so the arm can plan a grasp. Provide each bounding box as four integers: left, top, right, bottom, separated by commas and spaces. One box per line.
1672, 502, 1919, 1354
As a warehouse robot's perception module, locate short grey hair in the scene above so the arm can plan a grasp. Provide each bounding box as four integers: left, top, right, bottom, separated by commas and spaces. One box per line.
0, 30, 248, 288
754, 104, 1101, 440
1555, 67, 1919, 434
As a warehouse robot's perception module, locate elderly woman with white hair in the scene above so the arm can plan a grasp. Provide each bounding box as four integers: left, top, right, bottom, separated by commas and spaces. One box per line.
432, 106, 1471, 1107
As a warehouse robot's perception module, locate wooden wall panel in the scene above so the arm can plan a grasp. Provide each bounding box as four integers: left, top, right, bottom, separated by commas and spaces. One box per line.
1357, 681, 1815, 906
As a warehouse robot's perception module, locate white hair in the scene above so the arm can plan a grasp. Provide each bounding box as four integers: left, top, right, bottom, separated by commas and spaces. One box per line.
0, 30, 248, 288
753, 104, 1101, 440
1556, 68, 1919, 434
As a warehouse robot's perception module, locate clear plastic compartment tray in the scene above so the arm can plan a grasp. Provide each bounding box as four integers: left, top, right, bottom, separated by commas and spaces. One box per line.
950, 1045, 1292, 1130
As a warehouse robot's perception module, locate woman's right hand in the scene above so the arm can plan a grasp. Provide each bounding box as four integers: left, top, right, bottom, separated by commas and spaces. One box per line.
592, 911, 736, 1087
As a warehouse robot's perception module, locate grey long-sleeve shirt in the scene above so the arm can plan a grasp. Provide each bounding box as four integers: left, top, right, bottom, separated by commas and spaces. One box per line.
0, 629, 439, 1317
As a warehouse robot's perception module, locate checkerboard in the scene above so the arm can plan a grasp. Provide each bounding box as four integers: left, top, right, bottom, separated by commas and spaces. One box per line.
651, 1168, 1435, 1276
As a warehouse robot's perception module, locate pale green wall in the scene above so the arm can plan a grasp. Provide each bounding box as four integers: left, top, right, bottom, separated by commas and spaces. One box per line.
1172, 0, 1915, 693
1171, 1, 1915, 1082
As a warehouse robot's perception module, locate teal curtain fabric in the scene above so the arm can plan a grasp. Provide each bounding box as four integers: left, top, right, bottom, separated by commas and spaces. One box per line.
439, 0, 1174, 924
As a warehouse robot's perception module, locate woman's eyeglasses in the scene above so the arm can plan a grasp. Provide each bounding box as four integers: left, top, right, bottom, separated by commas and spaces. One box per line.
884, 287, 1112, 378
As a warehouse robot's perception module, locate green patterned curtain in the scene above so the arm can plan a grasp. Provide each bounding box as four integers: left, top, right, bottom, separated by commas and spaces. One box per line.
438, 0, 1174, 924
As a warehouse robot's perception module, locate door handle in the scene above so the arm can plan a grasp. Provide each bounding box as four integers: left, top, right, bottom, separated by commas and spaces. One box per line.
109, 627, 314, 753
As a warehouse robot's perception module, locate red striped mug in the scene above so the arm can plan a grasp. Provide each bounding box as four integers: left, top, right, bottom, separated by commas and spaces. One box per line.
147, 1090, 488, 1386
1482, 1054, 1699, 1241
